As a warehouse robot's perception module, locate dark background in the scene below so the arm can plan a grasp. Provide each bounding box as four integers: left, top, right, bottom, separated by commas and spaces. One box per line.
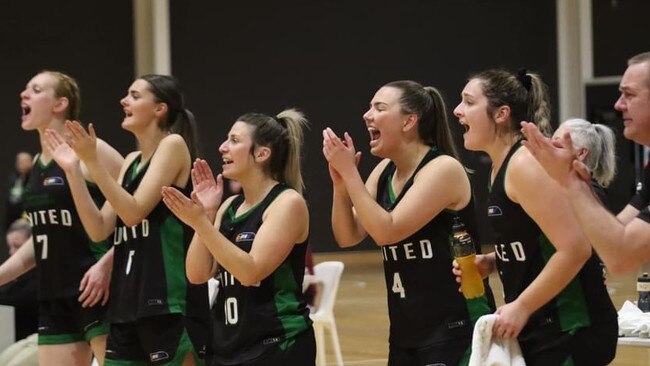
0, 0, 648, 260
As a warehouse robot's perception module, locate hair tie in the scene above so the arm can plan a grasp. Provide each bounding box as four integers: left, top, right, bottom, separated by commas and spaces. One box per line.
516, 68, 532, 91
275, 116, 287, 128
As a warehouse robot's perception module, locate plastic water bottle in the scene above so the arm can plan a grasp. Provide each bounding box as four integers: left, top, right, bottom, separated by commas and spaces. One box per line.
450, 217, 485, 299
638, 273, 650, 312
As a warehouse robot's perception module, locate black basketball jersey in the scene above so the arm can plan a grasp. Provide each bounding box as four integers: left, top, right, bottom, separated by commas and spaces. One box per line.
211, 184, 311, 365
22, 156, 110, 300
487, 141, 616, 341
631, 163, 650, 222
109, 154, 209, 323
376, 147, 493, 348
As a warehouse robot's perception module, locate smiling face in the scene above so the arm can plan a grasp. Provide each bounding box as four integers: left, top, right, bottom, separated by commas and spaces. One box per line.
453, 78, 495, 152
614, 62, 650, 145
219, 121, 257, 180
362, 86, 408, 158
119, 79, 161, 133
19, 72, 62, 131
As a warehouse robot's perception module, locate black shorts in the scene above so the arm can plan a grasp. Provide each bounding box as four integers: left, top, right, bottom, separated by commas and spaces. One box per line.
388, 339, 470, 366
520, 321, 617, 366
210, 328, 316, 366
105, 314, 207, 366
38, 296, 109, 345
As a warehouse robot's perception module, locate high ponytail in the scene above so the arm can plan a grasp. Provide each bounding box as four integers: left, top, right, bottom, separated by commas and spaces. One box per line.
527, 73, 552, 136
140, 74, 200, 160
276, 109, 308, 194
384, 80, 460, 161
473, 69, 553, 137
171, 109, 200, 161
237, 109, 309, 195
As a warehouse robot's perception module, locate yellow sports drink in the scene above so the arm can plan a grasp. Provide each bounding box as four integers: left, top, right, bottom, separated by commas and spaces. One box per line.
456, 254, 485, 299
450, 217, 485, 299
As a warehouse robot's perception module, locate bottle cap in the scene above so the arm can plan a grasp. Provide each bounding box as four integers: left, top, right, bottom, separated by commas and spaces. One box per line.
639, 273, 650, 282
452, 217, 465, 232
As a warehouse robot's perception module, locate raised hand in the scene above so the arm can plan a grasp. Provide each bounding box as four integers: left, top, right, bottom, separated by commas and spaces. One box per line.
191, 159, 223, 215
521, 121, 584, 187
162, 186, 208, 229
322, 128, 361, 183
43, 128, 81, 173
64, 120, 98, 163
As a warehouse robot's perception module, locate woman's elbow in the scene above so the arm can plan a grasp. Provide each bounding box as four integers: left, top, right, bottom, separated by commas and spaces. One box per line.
336, 237, 360, 248
575, 243, 592, 263
122, 217, 143, 228
88, 229, 112, 244
238, 273, 263, 287
332, 231, 362, 248
186, 270, 210, 285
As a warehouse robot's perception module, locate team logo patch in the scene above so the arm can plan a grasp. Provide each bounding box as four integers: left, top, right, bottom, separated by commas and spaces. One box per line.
487, 205, 502, 216
148, 299, 164, 306
236, 232, 255, 242
43, 176, 64, 186
149, 351, 170, 362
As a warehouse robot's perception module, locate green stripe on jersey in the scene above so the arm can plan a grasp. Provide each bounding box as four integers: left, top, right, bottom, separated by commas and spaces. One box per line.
161, 216, 188, 314
539, 234, 590, 334
465, 295, 492, 325
88, 239, 111, 260
38, 333, 84, 345
387, 174, 396, 204
273, 261, 309, 351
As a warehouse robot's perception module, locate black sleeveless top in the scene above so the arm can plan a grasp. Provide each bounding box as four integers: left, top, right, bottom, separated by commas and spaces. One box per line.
211, 184, 312, 364
109, 154, 209, 324
23, 156, 110, 300
487, 141, 616, 340
376, 147, 493, 348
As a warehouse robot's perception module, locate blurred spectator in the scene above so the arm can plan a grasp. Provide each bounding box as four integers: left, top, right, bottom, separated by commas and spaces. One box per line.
0, 218, 37, 366
5, 152, 32, 229
0, 218, 37, 339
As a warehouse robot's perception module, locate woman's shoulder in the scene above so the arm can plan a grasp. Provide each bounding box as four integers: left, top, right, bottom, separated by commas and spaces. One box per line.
159, 133, 187, 148
419, 153, 466, 177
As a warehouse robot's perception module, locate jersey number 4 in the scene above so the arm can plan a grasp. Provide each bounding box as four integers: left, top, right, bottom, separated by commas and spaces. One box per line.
392, 272, 406, 298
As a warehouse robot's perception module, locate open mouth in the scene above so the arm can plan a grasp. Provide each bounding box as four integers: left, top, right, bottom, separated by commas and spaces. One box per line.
22, 105, 31, 117
124, 110, 133, 118
368, 127, 380, 142
460, 122, 469, 133
222, 158, 233, 165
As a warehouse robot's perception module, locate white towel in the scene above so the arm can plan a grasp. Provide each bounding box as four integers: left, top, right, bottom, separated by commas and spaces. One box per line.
618, 300, 650, 338
469, 314, 526, 366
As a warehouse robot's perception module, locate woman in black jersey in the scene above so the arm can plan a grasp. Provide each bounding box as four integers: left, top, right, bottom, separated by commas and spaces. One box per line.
453, 69, 617, 365
0, 71, 123, 365
323, 80, 493, 366
161, 109, 315, 366
44, 75, 210, 365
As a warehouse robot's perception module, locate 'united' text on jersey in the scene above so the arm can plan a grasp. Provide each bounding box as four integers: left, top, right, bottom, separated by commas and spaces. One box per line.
382, 239, 433, 261
114, 219, 150, 245
26, 209, 72, 227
